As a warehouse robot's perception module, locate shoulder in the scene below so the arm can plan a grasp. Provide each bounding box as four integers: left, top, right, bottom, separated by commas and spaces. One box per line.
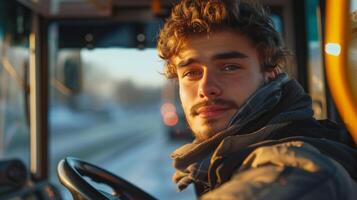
204, 140, 357, 200
270, 118, 355, 146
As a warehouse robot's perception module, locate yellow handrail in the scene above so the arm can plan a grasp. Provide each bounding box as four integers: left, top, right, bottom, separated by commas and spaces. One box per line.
325, 0, 357, 144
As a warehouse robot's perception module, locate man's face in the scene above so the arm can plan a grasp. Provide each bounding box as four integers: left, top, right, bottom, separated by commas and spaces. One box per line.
173, 30, 269, 141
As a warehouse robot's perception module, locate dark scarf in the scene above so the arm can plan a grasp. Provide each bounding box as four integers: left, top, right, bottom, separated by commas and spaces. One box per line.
171, 73, 314, 191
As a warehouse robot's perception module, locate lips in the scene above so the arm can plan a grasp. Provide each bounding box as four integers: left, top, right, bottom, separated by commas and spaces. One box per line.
197, 105, 231, 119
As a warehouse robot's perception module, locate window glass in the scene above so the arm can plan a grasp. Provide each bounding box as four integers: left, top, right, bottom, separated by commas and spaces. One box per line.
271, 14, 283, 34
48, 23, 195, 199
352, 0, 357, 11
305, 0, 327, 119
0, 2, 30, 167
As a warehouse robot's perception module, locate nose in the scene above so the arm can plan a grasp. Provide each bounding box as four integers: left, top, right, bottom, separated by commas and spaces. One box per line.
198, 71, 222, 98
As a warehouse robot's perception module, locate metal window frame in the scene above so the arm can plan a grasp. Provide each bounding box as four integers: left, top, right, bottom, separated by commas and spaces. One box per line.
29, 13, 49, 181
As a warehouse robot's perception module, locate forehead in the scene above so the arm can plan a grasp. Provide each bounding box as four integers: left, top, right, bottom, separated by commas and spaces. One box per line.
173, 30, 258, 63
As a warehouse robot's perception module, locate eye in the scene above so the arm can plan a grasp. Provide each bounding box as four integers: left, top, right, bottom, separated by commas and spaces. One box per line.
222, 64, 241, 72
182, 70, 202, 79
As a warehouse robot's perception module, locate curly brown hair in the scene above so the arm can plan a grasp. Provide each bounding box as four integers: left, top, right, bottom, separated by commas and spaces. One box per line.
157, 0, 290, 78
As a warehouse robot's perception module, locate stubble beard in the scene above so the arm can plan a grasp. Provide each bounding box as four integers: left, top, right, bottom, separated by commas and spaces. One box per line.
188, 117, 220, 142
185, 99, 239, 142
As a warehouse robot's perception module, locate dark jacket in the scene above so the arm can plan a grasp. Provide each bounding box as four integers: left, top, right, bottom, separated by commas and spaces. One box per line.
171, 78, 357, 200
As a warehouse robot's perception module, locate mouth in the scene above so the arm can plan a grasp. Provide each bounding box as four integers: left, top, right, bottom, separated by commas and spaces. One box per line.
196, 105, 232, 119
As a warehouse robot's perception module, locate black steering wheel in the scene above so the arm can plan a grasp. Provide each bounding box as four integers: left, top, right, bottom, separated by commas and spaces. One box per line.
57, 157, 157, 200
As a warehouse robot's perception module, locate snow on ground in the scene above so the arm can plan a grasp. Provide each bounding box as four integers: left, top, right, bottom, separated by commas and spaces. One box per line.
50, 107, 196, 199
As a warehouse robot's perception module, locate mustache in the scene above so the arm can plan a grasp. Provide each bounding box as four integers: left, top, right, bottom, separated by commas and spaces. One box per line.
190, 99, 239, 116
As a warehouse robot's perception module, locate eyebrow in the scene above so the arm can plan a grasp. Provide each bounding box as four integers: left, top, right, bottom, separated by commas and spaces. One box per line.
212, 51, 248, 60
177, 51, 248, 68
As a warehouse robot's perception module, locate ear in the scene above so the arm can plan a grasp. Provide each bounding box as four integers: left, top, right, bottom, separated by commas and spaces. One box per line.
264, 67, 281, 82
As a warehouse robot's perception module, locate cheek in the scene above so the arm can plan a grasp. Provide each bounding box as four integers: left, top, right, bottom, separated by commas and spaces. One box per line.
179, 82, 194, 111
224, 73, 264, 103
241, 65, 264, 85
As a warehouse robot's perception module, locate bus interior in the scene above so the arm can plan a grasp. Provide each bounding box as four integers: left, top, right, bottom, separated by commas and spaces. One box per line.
0, 0, 356, 199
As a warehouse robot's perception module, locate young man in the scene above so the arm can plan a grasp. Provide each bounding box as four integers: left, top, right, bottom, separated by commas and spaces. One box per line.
157, 0, 357, 199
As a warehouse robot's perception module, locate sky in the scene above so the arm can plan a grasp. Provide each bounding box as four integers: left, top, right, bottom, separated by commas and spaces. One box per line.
81, 48, 166, 87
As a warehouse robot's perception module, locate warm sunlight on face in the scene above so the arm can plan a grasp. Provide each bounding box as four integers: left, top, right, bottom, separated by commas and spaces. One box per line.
173, 31, 268, 141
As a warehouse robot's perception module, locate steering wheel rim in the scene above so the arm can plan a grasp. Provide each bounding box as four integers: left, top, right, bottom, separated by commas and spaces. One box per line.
57, 157, 157, 200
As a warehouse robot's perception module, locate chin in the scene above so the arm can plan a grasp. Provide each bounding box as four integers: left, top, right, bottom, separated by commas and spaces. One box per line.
194, 125, 225, 141
190, 115, 232, 141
